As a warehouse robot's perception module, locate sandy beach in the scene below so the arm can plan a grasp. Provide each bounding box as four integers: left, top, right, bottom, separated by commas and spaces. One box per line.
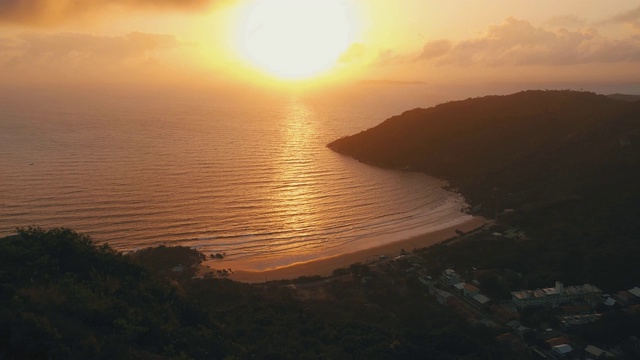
202, 216, 487, 283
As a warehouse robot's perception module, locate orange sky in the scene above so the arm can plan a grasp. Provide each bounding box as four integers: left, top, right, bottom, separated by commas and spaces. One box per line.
1, 0, 640, 90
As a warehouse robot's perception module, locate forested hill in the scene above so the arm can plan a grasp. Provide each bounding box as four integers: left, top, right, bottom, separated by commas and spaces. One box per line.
328, 90, 640, 211
329, 90, 640, 287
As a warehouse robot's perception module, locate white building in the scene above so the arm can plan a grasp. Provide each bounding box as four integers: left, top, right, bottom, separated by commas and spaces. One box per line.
511, 281, 602, 308
473, 294, 491, 305
552, 344, 572, 356
440, 269, 462, 286
584, 345, 614, 359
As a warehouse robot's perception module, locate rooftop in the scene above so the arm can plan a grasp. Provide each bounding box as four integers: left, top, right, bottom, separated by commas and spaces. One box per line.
565, 283, 601, 295
584, 345, 610, 357
473, 294, 491, 304
464, 283, 480, 293
437, 289, 453, 299
512, 282, 601, 301
443, 269, 457, 276
552, 344, 573, 354
454, 282, 466, 290
542, 287, 560, 296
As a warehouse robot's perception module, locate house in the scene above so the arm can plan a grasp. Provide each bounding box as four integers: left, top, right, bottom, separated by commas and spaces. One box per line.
464, 283, 481, 297
603, 297, 616, 306
473, 293, 491, 305
419, 276, 436, 287
552, 344, 572, 356
559, 314, 601, 329
436, 289, 456, 306
441, 269, 462, 286
545, 336, 569, 348
584, 345, 614, 359
612, 290, 635, 307
506, 320, 531, 338
453, 282, 466, 291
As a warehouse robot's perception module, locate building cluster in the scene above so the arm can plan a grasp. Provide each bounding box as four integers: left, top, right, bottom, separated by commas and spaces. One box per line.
602, 286, 640, 310
510, 281, 602, 308
437, 269, 492, 306
435, 269, 621, 315
430, 268, 640, 358
499, 321, 621, 359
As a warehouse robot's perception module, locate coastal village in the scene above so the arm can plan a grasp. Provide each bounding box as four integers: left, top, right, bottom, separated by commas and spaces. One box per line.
199, 225, 640, 360
427, 268, 637, 359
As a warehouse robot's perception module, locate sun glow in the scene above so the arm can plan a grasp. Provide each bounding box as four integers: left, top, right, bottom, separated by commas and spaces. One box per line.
236, 0, 354, 80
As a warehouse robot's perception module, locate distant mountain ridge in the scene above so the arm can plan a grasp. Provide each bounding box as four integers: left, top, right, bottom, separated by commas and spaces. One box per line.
329, 91, 640, 283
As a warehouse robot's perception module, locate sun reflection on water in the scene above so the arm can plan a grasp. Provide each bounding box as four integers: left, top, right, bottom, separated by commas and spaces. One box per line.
269, 97, 323, 256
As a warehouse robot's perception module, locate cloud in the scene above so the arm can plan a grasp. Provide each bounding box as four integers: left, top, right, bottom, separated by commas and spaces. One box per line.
16, 31, 180, 59
372, 49, 414, 67
0, 31, 184, 78
544, 15, 587, 28
417, 39, 452, 60
416, 17, 640, 67
603, 5, 640, 29
374, 50, 396, 66
0, 0, 225, 26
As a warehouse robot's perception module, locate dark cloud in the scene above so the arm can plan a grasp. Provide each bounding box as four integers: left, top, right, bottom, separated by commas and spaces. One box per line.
0, 0, 224, 26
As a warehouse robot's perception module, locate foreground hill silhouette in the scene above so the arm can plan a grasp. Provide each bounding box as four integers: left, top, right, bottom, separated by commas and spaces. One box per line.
329, 90, 640, 289
1, 227, 512, 359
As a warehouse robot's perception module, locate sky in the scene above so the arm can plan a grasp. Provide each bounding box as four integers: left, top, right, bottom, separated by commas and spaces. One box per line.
1, 0, 640, 91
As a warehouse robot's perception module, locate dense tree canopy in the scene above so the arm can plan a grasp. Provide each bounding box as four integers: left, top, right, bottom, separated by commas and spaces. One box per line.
1, 227, 513, 359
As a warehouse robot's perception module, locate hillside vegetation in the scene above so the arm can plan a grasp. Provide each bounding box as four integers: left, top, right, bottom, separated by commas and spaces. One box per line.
329, 90, 640, 289
0, 227, 512, 359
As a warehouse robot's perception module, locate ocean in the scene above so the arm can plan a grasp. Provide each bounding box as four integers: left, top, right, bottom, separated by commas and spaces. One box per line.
0, 84, 472, 270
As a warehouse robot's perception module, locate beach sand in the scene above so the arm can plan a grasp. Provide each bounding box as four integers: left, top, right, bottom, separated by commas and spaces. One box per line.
202, 216, 487, 283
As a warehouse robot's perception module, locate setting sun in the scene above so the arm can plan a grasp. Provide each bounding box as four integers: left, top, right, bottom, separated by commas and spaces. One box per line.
236, 0, 354, 80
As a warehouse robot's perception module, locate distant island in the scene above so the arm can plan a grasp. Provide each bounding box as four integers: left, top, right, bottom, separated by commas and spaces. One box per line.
357, 79, 427, 86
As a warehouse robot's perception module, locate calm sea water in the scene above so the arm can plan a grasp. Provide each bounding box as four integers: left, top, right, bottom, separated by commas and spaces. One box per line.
0, 84, 472, 270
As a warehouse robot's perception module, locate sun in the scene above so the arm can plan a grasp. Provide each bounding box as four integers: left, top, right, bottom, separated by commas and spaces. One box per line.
237, 0, 353, 80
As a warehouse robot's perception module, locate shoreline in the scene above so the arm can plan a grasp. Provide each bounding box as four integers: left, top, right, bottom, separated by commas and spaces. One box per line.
204, 216, 487, 283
